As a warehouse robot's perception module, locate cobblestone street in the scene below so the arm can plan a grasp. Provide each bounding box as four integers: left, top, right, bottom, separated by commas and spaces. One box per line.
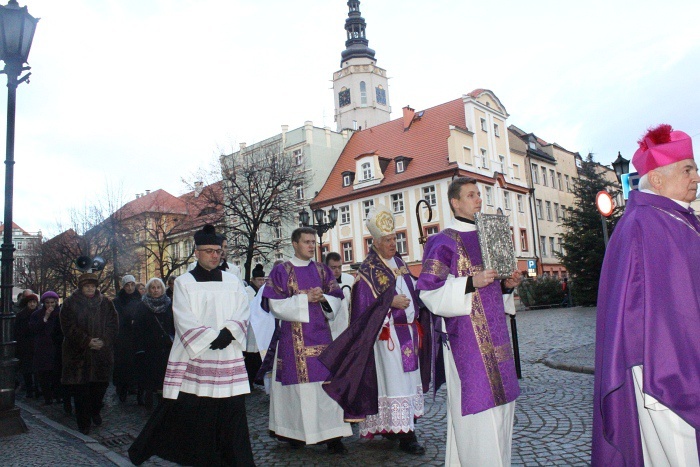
6, 306, 596, 466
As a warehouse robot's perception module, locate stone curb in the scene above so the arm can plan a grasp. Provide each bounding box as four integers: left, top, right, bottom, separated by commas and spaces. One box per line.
16, 400, 133, 466
542, 343, 595, 375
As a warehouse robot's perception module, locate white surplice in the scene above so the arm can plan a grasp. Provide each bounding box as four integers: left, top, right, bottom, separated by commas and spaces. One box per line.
359, 257, 424, 437
329, 272, 353, 340
267, 256, 352, 444
419, 219, 516, 466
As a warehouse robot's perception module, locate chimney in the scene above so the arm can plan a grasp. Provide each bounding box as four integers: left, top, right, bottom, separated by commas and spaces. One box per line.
324, 126, 331, 147
194, 181, 203, 198
304, 121, 313, 144
239, 142, 247, 151
145, 189, 151, 195
403, 106, 415, 131
136, 194, 140, 199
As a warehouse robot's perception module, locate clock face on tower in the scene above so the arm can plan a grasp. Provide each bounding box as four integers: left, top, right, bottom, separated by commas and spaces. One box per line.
376, 86, 386, 105
339, 89, 351, 107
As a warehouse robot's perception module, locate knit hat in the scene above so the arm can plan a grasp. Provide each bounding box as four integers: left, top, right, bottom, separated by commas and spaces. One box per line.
194, 224, 223, 246
252, 264, 265, 278
121, 275, 136, 287
40, 291, 59, 302
78, 273, 99, 288
632, 124, 694, 176
365, 204, 395, 239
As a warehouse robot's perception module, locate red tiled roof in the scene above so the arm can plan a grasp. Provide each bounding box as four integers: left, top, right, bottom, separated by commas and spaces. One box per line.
313, 98, 466, 206
115, 189, 189, 219
0, 222, 29, 234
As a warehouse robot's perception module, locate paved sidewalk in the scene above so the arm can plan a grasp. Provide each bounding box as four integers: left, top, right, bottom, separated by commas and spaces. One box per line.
3, 306, 597, 466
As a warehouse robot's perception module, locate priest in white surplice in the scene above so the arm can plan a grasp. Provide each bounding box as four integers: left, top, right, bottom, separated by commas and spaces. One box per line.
262, 227, 352, 454
324, 252, 353, 340
319, 205, 430, 455
417, 177, 522, 466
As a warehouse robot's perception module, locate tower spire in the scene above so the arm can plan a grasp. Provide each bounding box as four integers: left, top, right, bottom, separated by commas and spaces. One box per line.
340, 0, 375, 66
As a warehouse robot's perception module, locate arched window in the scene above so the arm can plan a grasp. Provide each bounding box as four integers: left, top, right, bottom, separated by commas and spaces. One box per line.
360, 81, 367, 106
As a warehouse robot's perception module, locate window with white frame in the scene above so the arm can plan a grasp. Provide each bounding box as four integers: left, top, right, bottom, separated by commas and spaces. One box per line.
561, 205, 567, 220
558, 237, 564, 254
425, 225, 439, 236
360, 81, 367, 106
480, 118, 487, 132
391, 193, 404, 213
293, 148, 303, 166
517, 194, 524, 212
423, 185, 437, 206
463, 146, 473, 165
520, 229, 528, 251
550, 237, 556, 255
480, 149, 489, 169
363, 199, 374, 219
541, 167, 548, 187
536, 199, 543, 219
365, 237, 373, 254
485, 186, 493, 206
342, 241, 353, 263
274, 224, 283, 239
531, 164, 539, 184
546, 201, 552, 221
554, 203, 560, 221
550, 169, 556, 188
295, 184, 304, 200
512, 163, 520, 179
343, 174, 351, 187
503, 191, 511, 210
396, 232, 407, 255
565, 175, 571, 192
396, 160, 405, 173
340, 205, 350, 224
498, 155, 505, 173
361, 162, 373, 181
494, 123, 500, 137
557, 172, 563, 190
541, 236, 547, 257
576, 158, 582, 168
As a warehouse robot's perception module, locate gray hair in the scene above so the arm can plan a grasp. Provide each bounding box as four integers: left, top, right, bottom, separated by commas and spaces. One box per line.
145, 277, 166, 296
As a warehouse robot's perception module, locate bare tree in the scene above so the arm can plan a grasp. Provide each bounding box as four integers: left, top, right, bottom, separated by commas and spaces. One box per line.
188, 141, 309, 281
136, 210, 194, 282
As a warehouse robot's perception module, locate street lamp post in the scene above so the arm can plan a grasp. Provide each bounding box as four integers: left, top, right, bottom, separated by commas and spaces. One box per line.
611, 152, 630, 183
0, 0, 37, 437
299, 206, 338, 261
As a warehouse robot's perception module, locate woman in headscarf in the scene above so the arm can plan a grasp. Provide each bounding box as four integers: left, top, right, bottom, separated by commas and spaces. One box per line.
133, 277, 174, 409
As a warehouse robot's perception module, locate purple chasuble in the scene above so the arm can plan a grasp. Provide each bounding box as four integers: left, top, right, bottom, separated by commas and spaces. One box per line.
417, 228, 520, 416
262, 260, 343, 385
592, 190, 700, 466
319, 248, 431, 421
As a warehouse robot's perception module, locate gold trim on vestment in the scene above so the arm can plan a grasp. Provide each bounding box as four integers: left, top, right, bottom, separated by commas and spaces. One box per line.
441, 228, 508, 406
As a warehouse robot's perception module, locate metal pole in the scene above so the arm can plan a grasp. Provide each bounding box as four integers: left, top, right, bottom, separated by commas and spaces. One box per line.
510, 314, 522, 379
0, 60, 27, 436
600, 214, 609, 249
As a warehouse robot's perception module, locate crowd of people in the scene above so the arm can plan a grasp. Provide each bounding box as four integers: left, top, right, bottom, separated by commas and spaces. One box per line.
12, 123, 700, 466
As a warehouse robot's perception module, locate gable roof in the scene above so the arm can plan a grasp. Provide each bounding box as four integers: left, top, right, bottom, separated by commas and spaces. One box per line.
115, 189, 189, 220
312, 98, 466, 206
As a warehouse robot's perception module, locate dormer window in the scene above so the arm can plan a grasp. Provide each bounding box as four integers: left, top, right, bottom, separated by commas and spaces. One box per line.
341, 170, 355, 187
394, 155, 412, 174
361, 162, 373, 181
396, 160, 405, 173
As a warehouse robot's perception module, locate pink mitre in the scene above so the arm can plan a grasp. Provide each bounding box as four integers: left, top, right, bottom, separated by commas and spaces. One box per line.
632, 124, 694, 176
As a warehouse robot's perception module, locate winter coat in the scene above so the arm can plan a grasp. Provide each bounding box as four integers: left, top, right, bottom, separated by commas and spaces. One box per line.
133, 298, 174, 391
14, 306, 35, 373
60, 290, 118, 385
112, 288, 141, 387
29, 306, 63, 373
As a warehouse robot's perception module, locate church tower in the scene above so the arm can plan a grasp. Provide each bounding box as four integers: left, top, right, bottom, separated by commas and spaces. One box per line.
333, 0, 391, 132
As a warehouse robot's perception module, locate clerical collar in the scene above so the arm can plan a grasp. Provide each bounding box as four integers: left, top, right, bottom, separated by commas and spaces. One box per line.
190, 263, 223, 282
640, 188, 691, 209
290, 256, 311, 267
336, 277, 343, 284
455, 215, 475, 224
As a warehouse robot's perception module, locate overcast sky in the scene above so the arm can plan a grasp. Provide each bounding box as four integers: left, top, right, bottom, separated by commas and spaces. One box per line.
3, 0, 699, 237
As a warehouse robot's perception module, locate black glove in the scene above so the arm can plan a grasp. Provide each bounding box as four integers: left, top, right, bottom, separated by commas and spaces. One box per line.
209, 328, 234, 350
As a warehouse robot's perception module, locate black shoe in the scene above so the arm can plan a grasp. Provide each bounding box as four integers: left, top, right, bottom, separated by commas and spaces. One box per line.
327, 438, 348, 455
92, 414, 102, 426
399, 439, 425, 455
288, 439, 305, 450
79, 425, 90, 435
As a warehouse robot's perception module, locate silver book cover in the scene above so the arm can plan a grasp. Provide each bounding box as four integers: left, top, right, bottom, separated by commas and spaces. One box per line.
474, 213, 517, 279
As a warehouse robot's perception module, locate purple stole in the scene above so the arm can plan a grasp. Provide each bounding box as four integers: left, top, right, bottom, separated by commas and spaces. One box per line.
418, 228, 519, 416
263, 260, 344, 385
354, 249, 421, 372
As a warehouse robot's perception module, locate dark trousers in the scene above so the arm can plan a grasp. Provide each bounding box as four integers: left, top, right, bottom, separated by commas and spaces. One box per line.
71, 382, 109, 431
36, 370, 58, 403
